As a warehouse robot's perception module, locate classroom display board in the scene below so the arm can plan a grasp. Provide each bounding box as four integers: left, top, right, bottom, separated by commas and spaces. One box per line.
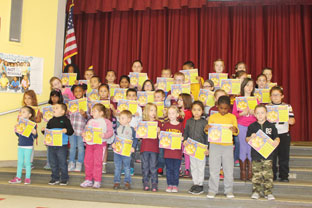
0, 52, 44, 94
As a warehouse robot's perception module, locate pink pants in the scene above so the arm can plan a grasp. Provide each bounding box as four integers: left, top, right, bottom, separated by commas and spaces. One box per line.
181, 145, 190, 170
84, 142, 106, 182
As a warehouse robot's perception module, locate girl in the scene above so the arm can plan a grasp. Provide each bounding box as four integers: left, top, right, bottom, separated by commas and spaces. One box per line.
131, 60, 143, 73
21, 75, 30, 92
232, 78, 258, 181
256, 74, 267, 89
80, 104, 114, 188
269, 86, 295, 182
119, 75, 130, 89
44, 90, 64, 170
98, 84, 115, 173
105, 70, 117, 85
49, 77, 75, 101
64, 63, 80, 80
184, 101, 208, 195
161, 106, 184, 193
140, 103, 161, 192
68, 84, 89, 172
235, 61, 247, 72
262, 68, 273, 84
9, 106, 37, 184
177, 93, 193, 177
202, 80, 214, 91
142, 80, 155, 91
213, 59, 225, 73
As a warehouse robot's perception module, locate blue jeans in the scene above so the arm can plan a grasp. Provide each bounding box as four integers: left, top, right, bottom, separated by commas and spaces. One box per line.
114, 153, 131, 184
69, 135, 85, 163
234, 136, 240, 161
48, 145, 69, 181
141, 151, 158, 186
158, 148, 165, 169
16, 147, 32, 179
165, 158, 181, 186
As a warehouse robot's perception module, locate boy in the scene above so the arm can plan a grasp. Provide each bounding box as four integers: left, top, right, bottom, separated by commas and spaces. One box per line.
262, 67, 273, 84
84, 68, 95, 81
213, 59, 225, 73
206, 96, 238, 199
164, 72, 186, 107
113, 110, 138, 190
182, 61, 204, 101
268, 86, 295, 182
246, 104, 280, 200
161, 68, 172, 78
10, 76, 20, 92
90, 76, 101, 90
45, 103, 74, 185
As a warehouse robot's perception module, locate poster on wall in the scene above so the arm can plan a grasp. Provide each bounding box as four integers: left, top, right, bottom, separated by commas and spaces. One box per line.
0, 52, 44, 94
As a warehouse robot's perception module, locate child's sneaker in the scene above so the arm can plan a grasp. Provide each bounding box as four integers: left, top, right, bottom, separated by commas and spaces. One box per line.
102, 163, 106, 174
188, 185, 197, 194
24, 178, 31, 185
80, 180, 93, 188
48, 179, 60, 185
151, 183, 158, 192
130, 168, 134, 176
157, 168, 163, 177
206, 192, 216, 199
113, 183, 120, 190
44, 163, 51, 170
9, 177, 21, 184
74, 162, 82, 172
179, 169, 183, 177
192, 185, 204, 195
226, 193, 235, 198
251, 192, 260, 199
166, 186, 173, 193
124, 182, 131, 190
234, 160, 240, 167
60, 180, 68, 186
265, 194, 275, 200
171, 186, 178, 193
93, 181, 101, 189
68, 162, 75, 172
144, 185, 150, 191
184, 169, 191, 178
121, 169, 125, 175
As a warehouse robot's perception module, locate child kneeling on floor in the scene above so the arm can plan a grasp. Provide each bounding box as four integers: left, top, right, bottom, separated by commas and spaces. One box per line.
113, 110, 138, 190
246, 104, 280, 200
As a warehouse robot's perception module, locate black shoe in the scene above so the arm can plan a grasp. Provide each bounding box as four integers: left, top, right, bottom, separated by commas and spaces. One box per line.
60, 180, 68, 186
192, 185, 204, 195
188, 185, 197, 194
48, 179, 60, 185
279, 178, 289, 182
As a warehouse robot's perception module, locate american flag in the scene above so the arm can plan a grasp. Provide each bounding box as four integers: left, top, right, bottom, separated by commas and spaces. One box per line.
63, 2, 78, 67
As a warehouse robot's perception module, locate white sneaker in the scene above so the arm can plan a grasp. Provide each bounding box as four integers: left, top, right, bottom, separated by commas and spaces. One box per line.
266, 194, 275, 200
226, 193, 235, 198
206, 192, 216, 199
74, 162, 82, 172
102, 163, 106, 174
251, 192, 260, 199
68, 162, 75, 172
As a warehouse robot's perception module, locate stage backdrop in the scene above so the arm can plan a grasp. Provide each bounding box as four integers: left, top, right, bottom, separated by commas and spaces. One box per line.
71, 0, 312, 141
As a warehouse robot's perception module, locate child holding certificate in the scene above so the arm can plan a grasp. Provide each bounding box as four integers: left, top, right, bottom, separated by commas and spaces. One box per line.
183, 101, 208, 195
9, 107, 37, 185
232, 78, 258, 181
268, 86, 295, 182
140, 103, 162, 192
161, 106, 184, 193
45, 103, 74, 185
113, 110, 138, 190
80, 104, 114, 189
206, 96, 238, 199
246, 104, 280, 200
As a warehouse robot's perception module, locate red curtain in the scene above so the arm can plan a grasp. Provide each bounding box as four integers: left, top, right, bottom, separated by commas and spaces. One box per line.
73, 4, 312, 141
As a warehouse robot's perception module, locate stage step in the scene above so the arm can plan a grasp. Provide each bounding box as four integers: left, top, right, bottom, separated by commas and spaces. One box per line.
0, 180, 312, 208
0, 168, 311, 201
289, 145, 312, 156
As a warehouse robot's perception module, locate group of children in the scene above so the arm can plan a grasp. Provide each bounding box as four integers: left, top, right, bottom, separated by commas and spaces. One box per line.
9, 59, 295, 201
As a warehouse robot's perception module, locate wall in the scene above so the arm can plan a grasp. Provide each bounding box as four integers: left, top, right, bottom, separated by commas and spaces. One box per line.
0, 0, 66, 161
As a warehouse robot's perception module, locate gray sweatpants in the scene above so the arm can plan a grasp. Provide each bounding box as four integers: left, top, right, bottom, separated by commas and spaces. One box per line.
208, 143, 234, 194
190, 156, 206, 186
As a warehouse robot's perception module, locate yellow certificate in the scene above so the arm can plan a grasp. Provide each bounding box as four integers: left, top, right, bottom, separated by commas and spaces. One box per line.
136, 121, 158, 139
254, 89, 270, 103
208, 124, 233, 144
15, 118, 36, 137
180, 69, 199, 84
248, 129, 277, 159
113, 88, 127, 102
266, 105, 289, 123
159, 131, 182, 150
44, 129, 63, 146
221, 79, 241, 95
109, 84, 120, 97
117, 99, 138, 115
198, 89, 215, 107
209, 73, 228, 88
83, 126, 102, 144
154, 102, 164, 118
156, 77, 174, 92
113, 136, 133, 157
183, 138, 207, 161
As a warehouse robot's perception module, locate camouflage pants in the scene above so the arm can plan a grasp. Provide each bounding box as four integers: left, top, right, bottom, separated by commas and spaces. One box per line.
252, 160, 273, 195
